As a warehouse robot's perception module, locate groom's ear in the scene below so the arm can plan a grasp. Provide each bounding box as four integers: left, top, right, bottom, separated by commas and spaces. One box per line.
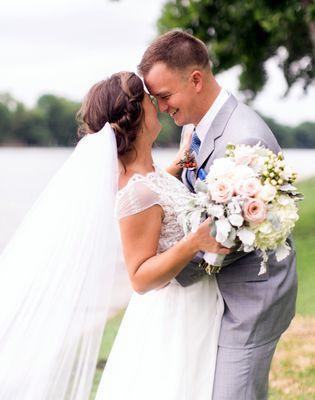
190, 70, 203, 93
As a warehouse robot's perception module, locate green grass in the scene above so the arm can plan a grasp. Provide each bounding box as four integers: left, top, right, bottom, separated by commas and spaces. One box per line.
294, 177, 315, 315
90, 310, 125, 400
270, 177, 315, 399
91, 177, 315, 399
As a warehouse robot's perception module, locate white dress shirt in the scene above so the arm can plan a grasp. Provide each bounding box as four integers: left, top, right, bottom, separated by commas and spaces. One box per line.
195, 88, 230, 144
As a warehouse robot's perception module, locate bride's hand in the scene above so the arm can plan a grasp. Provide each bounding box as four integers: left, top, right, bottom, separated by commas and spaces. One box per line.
166, 126, 194, 177
188, 217, 231, 255
175, 126, 194, 163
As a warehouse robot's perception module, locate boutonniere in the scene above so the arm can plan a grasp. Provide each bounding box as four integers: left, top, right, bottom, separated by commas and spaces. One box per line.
177, 150, 197, 170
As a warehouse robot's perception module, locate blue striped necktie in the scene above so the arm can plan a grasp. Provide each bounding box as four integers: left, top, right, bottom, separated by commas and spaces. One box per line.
186, 128, 200, 189
190, 128, 201, 155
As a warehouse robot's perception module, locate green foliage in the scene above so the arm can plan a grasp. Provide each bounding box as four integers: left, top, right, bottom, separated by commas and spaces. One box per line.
0, 91, 314, 147
90, 310, 125, 400
0, 103, 12, 143
262, 115, 315, 148
263, 116, 296, 148
37, 95, 79, 146
0, 93, 80, 146
158, 0, 315, 99
295, 122, 315, 148
294, 177, 315, 315
155, 112, 181, 146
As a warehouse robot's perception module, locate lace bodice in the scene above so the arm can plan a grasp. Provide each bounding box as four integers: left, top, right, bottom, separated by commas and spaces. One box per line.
116, 165, 193, 253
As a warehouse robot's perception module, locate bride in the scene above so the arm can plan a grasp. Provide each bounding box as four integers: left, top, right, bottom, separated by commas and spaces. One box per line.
83, 72, 228, 399
0, 71, 228, 400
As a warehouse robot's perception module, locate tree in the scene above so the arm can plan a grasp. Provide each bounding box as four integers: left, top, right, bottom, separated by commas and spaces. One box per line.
0, 93, 17, 144
294, 121, 315, 147
261, 115, 296, 147
36, 95, 80, 146
0, 103, 12, 143
10, 102, 52, 145
158, 0, 315, 99
156, 113, 182, 146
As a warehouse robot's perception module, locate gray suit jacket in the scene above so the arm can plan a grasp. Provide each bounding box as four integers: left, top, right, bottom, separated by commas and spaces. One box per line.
176, 94, 297, 348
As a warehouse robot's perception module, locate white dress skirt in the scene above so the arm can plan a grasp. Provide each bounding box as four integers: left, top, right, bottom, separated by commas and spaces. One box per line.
95, 277, 223, 400
95, 166, 224, 399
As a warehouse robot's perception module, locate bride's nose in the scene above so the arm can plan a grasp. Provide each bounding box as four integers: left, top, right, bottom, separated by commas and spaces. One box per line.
157, 99, 168, 113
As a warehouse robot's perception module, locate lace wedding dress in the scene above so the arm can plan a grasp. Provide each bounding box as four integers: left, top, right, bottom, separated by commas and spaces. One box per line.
95, 165, 224, 400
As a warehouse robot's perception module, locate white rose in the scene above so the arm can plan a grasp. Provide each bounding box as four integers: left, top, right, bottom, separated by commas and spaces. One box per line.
207, 158, 236, 181
233, 145, 256, 166
230, 165, 255, 181
258, 184, 277, 202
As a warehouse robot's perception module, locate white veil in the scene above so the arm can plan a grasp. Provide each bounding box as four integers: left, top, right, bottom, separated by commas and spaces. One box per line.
0, 123, 119, 399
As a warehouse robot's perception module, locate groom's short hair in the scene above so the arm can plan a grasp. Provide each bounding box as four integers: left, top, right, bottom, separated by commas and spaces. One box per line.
138, 30, 211, 76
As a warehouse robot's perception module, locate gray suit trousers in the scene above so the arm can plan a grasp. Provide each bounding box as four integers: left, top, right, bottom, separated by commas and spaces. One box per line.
212, 337, 280, 400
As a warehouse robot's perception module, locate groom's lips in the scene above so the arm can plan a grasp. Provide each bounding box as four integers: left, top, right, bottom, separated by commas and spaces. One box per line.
169, 108, 179, 118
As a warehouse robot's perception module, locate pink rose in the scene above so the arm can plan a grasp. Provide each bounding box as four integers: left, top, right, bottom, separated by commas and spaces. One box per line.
243, 199, 267, 224
233, 145, 256, 166
209, 179, 234, 203
235, 178, 262, 198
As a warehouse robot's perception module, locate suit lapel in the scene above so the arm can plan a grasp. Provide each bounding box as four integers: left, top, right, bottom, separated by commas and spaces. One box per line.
196, 94, 238, 175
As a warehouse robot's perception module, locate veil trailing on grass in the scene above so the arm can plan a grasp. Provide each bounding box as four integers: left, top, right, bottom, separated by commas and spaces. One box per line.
0, 123, 119, 399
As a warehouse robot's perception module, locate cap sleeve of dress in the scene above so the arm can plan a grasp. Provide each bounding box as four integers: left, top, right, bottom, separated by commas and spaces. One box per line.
116, 179, 162, 220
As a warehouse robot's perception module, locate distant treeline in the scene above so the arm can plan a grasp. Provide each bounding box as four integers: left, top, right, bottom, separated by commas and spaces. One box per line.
0, 93, 314, 148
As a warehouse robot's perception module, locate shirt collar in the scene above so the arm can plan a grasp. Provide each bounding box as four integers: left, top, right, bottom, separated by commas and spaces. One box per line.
195, 88, 230, 143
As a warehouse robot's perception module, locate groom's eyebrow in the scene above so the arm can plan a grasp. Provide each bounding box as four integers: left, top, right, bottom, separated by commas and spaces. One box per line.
154, 90, 170, 97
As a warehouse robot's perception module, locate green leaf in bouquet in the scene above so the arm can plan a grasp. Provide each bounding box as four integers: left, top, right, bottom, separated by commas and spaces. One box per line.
275, 242, 291, 262
291, 192, 304, 201
210, 223, 217, 237
228, 213, 244, 227
237, 228, 256, 246
207, 204, 224, 218
189, 209, 202, 233
215, 218, 232, 243
194, 180, 208, 193
279, 184, 297, 192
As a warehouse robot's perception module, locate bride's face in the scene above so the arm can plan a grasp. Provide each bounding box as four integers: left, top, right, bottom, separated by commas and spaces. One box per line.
142, 93, 162, 142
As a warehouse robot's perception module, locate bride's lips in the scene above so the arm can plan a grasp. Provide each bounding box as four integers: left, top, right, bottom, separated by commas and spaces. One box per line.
169, 108, 179, 118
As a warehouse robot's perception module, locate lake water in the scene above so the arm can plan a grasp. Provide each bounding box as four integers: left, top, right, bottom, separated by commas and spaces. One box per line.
1, 146, 314, 316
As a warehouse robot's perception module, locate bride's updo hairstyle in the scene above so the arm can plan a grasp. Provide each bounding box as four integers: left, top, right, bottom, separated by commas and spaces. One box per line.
77, 72, 144, 157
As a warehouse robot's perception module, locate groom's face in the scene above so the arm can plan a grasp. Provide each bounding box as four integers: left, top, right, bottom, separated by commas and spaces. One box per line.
144, 62, 198, 126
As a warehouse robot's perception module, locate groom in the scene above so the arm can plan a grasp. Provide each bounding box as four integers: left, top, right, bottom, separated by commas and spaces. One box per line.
138, 30, 297, 399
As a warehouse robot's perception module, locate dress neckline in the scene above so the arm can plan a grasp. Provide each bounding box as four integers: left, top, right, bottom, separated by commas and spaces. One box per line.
118, 164, 159, 193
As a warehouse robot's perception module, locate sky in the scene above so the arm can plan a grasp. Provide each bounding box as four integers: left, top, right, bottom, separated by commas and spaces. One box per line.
1, 0, 314, 126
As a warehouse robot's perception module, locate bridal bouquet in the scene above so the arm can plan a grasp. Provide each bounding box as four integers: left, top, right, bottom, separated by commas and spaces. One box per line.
179, 142, 303, 275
